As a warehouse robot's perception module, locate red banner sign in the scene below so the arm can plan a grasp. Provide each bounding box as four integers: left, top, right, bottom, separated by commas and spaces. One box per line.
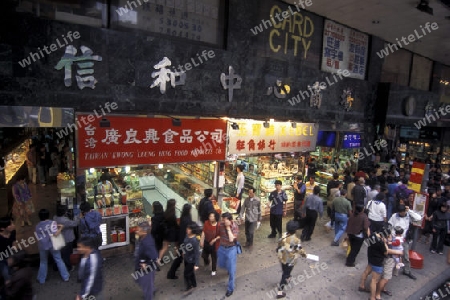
76, 115, 227, 168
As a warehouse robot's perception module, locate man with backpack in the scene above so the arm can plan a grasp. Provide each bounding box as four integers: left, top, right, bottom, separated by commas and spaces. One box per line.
79, 202, 103, 249
393, 178, 411, 214
199, 189, 214, 224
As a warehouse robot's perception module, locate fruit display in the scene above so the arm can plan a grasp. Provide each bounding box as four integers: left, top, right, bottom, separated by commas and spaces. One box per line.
57, 172, 75, 189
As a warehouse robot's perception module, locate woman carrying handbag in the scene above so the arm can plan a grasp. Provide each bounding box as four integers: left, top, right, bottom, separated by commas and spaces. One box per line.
12, 176, 34, 227
35, 209, 69, 284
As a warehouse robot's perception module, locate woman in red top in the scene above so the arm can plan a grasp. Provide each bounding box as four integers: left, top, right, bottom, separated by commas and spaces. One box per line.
200, 211, 220, 276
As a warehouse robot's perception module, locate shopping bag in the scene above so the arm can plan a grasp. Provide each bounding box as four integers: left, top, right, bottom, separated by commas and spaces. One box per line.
50, 233, 66, 250
346, 244, 351, 257
341, 237, 349, 249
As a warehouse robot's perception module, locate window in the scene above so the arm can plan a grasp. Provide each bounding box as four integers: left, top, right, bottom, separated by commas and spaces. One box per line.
110, 0, 226, 47
15, 0, 106, 27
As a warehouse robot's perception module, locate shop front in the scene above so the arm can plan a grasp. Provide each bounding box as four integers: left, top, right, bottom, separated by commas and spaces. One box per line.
76, 114, 228, 250
398, 126, 442, 167
308, 131, 361, 197
223, 119, 318, 216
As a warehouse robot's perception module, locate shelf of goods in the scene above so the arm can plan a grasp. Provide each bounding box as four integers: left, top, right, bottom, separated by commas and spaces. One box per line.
98, 214, 130, 250
180, 163, 214, 187
4, 140, 29, 185
127, 198, 148, 234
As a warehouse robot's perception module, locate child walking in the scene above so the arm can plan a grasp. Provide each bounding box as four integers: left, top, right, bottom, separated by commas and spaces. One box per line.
276, 220, 307, 299
183, 222, 200, 294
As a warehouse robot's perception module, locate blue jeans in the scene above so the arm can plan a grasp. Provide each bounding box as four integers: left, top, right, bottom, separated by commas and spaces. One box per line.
333, 213, 348, 243
217, 245, 237, 292
37, 248, 70, 283
136, 271, 155, 300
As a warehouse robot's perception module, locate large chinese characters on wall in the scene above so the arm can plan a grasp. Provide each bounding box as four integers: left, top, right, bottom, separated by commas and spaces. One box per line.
227, 121, 318, 155
77, 115, 227, 168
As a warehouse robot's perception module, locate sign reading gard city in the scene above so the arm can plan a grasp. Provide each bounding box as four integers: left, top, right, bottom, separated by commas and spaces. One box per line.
227, 120, 318, 155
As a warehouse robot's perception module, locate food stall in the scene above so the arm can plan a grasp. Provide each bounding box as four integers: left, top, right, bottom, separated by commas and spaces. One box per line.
76, 114, 228, 250
225, 119, 318, 216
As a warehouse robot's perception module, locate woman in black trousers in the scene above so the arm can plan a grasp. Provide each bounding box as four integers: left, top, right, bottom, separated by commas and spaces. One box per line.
345, 205, 370, 267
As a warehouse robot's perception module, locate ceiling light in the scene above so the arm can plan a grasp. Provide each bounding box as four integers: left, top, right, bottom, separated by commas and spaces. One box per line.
231, 122, 239, 130
263, 121, 270, 128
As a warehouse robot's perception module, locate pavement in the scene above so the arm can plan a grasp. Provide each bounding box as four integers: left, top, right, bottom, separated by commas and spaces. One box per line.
13, 184, 450, 300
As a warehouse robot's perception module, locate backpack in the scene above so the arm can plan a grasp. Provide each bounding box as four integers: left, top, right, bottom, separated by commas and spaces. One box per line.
396, 189, 408, 202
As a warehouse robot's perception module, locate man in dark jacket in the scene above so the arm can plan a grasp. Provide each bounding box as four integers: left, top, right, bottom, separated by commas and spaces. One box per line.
79, 202, 103, 249
199, 189, 214, 224
352, 177, 367, 211
76, 237, 103, 300
133, 222, 159, 300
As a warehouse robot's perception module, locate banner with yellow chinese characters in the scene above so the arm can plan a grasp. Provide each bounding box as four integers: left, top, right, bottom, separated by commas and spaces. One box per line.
227, 120, 318, 155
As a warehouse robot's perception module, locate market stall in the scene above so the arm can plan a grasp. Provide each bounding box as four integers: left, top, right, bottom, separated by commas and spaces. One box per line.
76, 114, 228, 250
225, 119, 318, 216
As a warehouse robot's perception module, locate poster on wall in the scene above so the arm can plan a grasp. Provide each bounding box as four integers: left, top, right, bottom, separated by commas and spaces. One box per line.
227, 120, 318, 155
321, 19, 369, 80
76, 115, 227, 168
111, 0, 223, 47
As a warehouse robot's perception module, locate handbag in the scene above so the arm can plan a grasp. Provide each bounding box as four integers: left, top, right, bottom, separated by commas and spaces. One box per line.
364, 201, 373, 216
236, 241, 242, 254
50, 233, 66, 251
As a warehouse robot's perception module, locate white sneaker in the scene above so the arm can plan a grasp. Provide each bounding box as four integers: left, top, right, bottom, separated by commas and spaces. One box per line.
211, 271, 216, 276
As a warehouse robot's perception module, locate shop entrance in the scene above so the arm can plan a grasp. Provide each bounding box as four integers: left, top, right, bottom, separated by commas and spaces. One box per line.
0, 106, 75, 252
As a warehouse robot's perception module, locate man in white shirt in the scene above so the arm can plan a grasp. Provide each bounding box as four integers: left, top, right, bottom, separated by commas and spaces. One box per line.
367, 193, 386, 233
388, 204, 421, 280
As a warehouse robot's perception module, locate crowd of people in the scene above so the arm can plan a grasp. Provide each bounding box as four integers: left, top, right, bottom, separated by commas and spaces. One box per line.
3, 146, 450, 299
290, 153, 450, 300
